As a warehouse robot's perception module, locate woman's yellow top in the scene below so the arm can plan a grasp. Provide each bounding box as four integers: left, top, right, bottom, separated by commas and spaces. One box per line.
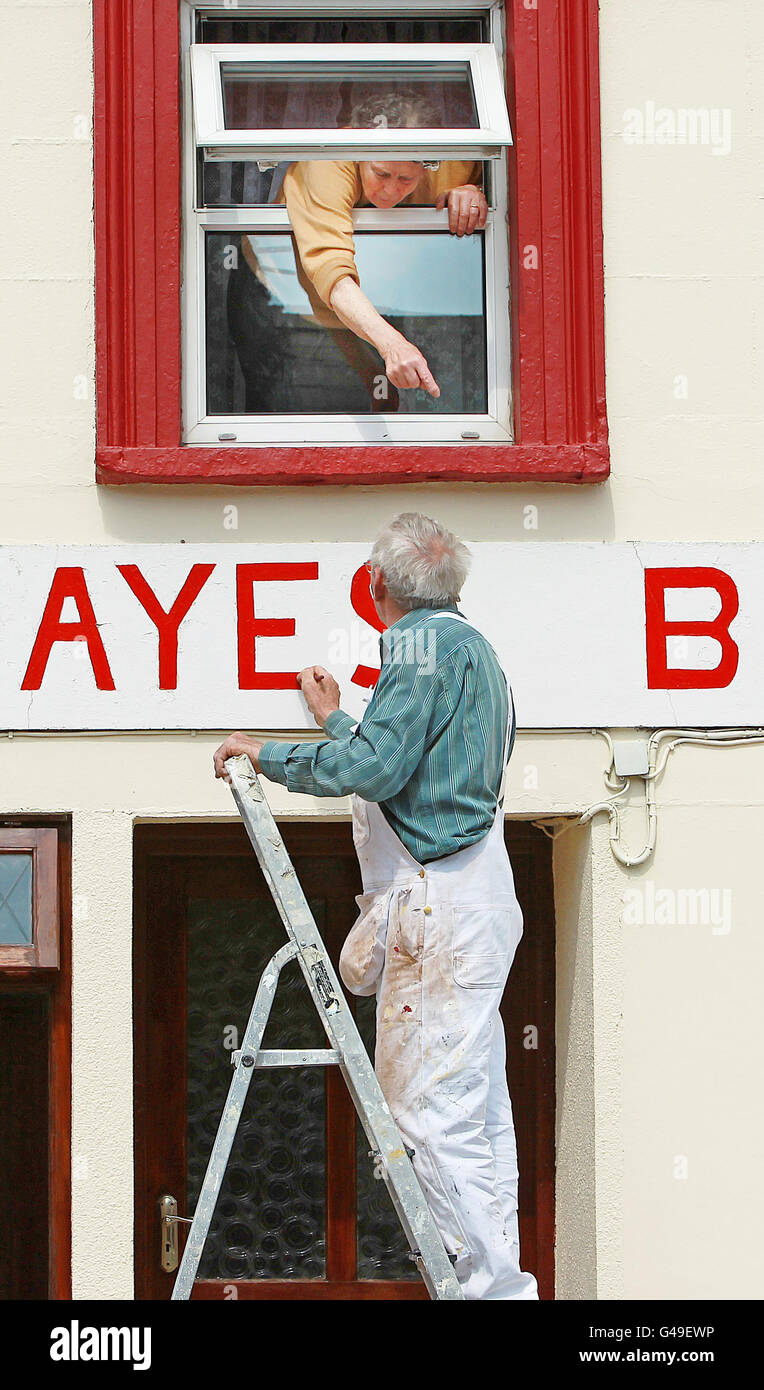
276, 159, 482, 308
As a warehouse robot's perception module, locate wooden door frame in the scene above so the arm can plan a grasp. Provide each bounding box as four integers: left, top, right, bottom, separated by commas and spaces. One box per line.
0, 815, 72, 1301
133, 818, 555, 1299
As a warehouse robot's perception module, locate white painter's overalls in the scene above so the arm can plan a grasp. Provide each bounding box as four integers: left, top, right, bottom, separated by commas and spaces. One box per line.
339, 612, 539, 1300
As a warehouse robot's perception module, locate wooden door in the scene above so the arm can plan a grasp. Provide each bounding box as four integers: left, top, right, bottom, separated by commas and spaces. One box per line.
134, 820, 555, 1299
0, 817, 71, 1302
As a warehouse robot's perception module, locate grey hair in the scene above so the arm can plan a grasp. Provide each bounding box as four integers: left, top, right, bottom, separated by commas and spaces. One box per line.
369, 513, 471, 610
350, 89, 440, 130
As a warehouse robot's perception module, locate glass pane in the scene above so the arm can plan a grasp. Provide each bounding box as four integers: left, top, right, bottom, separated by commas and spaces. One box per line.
187, 898, 327, 1281
200, 155, 488, 210
0, 854, 33, 945
355, 995, 418, 1280
205, 230, 487, 415
221, 62, 478, 132
201, 158, 278, 208
200, 19, 485, 45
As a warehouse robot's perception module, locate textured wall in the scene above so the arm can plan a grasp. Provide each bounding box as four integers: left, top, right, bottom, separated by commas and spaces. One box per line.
0, 0, 762, 1299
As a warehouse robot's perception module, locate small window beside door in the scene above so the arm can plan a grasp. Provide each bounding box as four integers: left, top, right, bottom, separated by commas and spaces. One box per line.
0, 828, 59, 969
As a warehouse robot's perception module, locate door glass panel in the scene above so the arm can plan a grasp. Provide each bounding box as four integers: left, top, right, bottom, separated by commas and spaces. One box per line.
187, 898, 327, 1280
206, 230, 487, 415
221, 62, 478, 131
0, 993, 49, 1298
354, 995, 417, 1280
0, 854, 33, 945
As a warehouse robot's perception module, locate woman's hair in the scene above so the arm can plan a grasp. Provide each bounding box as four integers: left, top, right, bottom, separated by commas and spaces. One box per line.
370, 512, 471, 610
349, 89, 440, 130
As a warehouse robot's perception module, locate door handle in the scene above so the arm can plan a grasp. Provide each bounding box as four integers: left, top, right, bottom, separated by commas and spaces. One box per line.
159, 1194, 178, 1273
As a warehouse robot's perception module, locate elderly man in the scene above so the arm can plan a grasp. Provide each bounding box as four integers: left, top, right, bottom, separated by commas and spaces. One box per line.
213, 513, 538, 1301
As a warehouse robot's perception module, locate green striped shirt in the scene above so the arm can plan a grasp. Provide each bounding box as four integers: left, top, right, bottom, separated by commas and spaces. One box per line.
258, 604, 514, 863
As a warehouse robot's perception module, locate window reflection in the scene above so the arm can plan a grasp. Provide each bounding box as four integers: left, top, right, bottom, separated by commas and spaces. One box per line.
206, 231, 487, 415
221, 61, 478, 131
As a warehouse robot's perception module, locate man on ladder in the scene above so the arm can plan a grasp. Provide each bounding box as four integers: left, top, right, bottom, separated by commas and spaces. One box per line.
214, 512, 539, 1301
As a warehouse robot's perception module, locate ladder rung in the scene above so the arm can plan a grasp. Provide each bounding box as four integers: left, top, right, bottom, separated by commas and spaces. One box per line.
233, 1048, 341, 1068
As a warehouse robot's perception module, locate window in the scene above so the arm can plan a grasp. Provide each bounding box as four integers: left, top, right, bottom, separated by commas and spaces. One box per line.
95, 1, 609, 483
184, 28, 513, 444
0, 828, 59, 969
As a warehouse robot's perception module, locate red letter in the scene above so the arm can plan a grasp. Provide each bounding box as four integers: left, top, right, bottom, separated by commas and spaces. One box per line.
645, 567, 739, 689
21, 567, 115, 691
236, 562, 319, 689
118, 563, 215, 689
349, 563, 386, 688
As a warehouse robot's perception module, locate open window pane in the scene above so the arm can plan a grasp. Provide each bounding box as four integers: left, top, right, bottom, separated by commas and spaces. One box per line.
205, 230, 487, 417
221, 61, 478, 131
191, 45, 512, 161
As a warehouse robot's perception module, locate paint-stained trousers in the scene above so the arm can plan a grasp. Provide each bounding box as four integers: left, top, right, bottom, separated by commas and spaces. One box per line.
340, 791, 539, 1301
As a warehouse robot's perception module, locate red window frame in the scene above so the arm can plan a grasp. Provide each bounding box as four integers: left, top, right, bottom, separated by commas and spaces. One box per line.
94, 1, 609, 486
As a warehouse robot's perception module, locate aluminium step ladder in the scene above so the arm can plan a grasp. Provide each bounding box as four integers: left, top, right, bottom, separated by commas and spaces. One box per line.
170, 753, 464, 1301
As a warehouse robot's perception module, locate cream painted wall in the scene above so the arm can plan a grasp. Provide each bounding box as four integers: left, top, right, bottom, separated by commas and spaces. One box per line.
70, 810, 135, 1300
1, 0, 763, 1299
0, 1, 763, 546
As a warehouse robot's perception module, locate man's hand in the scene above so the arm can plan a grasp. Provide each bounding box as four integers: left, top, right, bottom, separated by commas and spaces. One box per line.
435, 184, 488, 237
381, 333, 440, 397
297, 665, 342, 729
213, 731, 264, 784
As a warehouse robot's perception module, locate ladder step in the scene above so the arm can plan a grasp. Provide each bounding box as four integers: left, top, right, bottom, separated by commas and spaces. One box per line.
233, 1048, 341, 1068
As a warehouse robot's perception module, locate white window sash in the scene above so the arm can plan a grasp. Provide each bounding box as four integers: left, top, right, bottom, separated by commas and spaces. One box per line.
183, 207, 512, 446
189, 0, 492, 10
190, 43, 512, 162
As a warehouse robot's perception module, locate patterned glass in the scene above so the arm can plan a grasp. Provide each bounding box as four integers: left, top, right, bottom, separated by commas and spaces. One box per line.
355, 994, 418, 1279
187, 898, 327, 1280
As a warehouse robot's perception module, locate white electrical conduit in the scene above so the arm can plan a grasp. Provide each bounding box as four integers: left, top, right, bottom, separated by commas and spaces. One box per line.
5, 726, 764, 869
580, 727, 764, 867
